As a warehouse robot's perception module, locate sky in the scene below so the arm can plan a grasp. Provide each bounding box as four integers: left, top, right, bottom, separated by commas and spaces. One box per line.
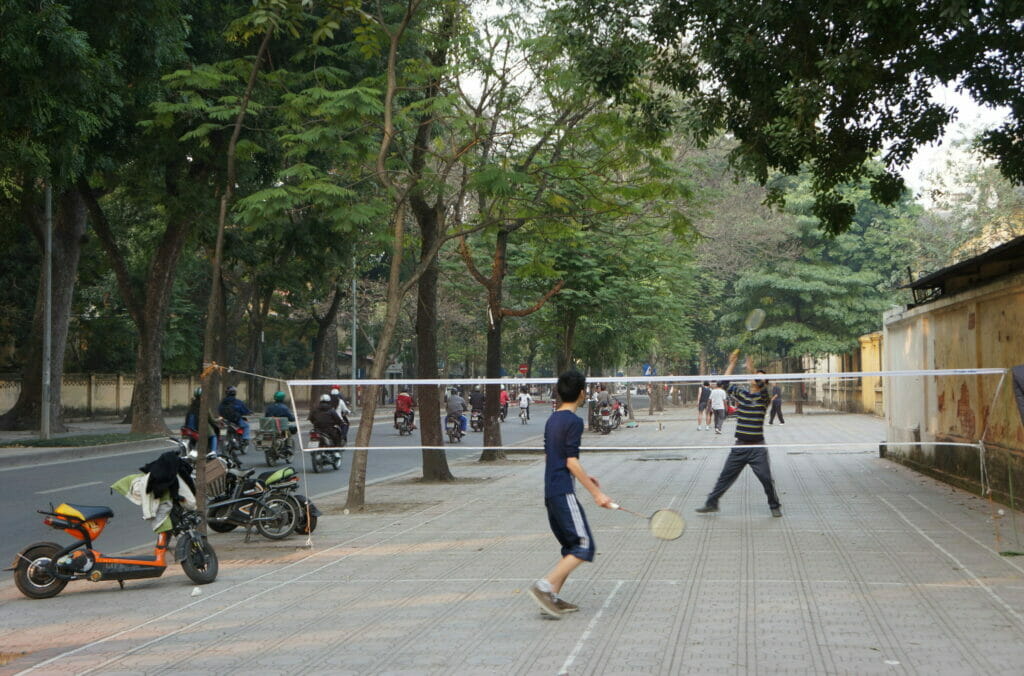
901, 85, 1011, 204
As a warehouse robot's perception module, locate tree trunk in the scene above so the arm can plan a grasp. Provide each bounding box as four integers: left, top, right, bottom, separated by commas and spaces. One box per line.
0, 189, 87, 432
479, 311, 505, 461
416, 211, 453, 481
556, 313, 577, 375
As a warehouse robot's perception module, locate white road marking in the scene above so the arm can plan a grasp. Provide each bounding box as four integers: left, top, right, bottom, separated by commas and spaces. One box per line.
36, 481, 103, 494
558, 580, 624, 675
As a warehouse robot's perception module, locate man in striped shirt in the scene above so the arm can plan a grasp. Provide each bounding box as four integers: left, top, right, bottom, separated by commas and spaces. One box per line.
696, 351, 782, 517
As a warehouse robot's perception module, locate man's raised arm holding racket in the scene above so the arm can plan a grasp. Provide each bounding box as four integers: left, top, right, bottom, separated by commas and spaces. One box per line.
695, 311, 783, 518
528, 370, 614, 619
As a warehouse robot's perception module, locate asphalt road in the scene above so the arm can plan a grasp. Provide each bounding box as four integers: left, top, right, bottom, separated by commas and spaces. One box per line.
1, 408, 554, 569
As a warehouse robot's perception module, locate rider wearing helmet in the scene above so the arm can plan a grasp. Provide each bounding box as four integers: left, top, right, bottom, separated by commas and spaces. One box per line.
395, 387, 416, 430
468, 384, 486, 412
446, 387, 468, 431
327, 386, 351, 442
264, 390, 296, 431
308, 393, 344, 446
218, 385, 253, 444
184, 386, 219, 451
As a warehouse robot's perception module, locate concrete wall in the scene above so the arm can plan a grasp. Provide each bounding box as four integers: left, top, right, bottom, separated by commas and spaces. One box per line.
883, 270, 1024, 501
0, 374, 251, 419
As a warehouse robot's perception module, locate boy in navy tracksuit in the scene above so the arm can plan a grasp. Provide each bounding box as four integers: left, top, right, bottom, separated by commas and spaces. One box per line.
529, 370, 615, 618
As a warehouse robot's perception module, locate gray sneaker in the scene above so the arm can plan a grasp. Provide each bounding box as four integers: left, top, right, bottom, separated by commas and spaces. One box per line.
771, 507, 782, 517
554, 597, 578, 613
695, 504, 719, 514
529, 583, 562, 618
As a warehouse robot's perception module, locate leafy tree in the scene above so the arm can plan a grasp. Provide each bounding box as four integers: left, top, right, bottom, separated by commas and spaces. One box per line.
558, 0, 1024, 234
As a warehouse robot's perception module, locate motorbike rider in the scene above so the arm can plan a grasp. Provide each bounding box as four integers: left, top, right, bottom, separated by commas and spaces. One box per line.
218, 386, 253, 449
184, 386, 219, 452
395, 387, 416, 430
447, 387, 468, 431
328, 386, 351, 443
264, 391, 298, 434
308, 393, 345, 447
499, 386, 510, 420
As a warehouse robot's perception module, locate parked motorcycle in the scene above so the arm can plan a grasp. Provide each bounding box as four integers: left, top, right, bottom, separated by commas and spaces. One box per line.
599, 402, 622, 434
10, 501, 217, 599
445, 413, 464, 443
206, 460, 317, 537
308, 428, 343, 473
470, 409, 483, 432
205, 462, 300, 540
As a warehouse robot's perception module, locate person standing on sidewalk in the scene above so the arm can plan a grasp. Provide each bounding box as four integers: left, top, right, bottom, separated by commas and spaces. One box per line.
696, 353, 782, 517
530, 370, 614, 619
696, 381, 712, 430
708, 381, 728, 434
769, 383, 785, 425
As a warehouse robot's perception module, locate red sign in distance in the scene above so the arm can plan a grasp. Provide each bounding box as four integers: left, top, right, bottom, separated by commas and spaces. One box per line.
518, 363, 528, 374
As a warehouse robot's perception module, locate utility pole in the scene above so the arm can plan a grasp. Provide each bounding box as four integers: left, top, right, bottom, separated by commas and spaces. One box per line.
40, 185, 52, 440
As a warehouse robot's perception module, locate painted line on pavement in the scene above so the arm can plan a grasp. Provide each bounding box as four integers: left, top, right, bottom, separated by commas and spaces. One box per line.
878, 495, 1024, 631
558, 579, 624, 675
36, 481, 102, 494
17, 495, 483, 675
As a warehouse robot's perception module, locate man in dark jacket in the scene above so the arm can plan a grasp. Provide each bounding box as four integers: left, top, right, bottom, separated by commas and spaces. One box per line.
308, 394, 345, 446
218, 386, 253, 447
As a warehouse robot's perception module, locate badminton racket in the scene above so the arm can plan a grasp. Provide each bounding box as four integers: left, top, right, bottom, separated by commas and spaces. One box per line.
610, 503, 685, 540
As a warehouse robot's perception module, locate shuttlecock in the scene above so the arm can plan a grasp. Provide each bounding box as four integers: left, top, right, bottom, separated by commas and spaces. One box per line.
191, 586, 202, 597
343, 508, 350, 515
998, 509, 1006, 516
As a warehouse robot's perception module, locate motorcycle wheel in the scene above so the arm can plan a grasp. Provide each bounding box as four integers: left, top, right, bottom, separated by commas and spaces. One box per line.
312, 451, 322, 473
208, 506, 238, 533
264, 447, 277, 467
331, 451, 342, 470
14, 542, 68, 599
179, 533, 218, 584
290, 496, 318, 535
255, 496, 298, 540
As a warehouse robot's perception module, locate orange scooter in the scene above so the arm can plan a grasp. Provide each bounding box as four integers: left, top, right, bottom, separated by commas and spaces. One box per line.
9, 501, 217, 599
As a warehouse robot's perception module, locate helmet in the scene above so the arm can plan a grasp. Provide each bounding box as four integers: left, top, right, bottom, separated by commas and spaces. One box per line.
330, 388, 340, 395
193, 386, 202, 397
450, 387, 459, 395
226, 386, 237, 396
320, 393, 332, 402
273, 391, 286, 402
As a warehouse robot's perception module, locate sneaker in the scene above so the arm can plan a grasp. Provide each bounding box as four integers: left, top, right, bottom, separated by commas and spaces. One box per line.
695, 504, 719, 514
553, 597, 578, 613
715, 429, 721, 434
529, 583, 562, 618
771, 507, 782, 517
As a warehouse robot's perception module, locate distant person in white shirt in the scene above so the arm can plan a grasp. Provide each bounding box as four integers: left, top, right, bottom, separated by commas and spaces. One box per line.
709, 382, 728, 434
517, 387, 534, 420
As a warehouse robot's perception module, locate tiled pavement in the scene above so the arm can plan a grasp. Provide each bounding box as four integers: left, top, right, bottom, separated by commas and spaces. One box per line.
3, 411, 1024, 675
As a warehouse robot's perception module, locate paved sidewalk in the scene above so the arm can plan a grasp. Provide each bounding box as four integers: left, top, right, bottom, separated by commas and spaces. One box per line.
4, 412, 1024, 674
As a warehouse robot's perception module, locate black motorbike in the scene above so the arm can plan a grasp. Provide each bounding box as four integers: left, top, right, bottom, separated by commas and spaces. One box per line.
445, 413, 464, 443
395, 411, 414, 436
470, 409, 483, 432
309, 426, 344, 473
205, 463, 300, 540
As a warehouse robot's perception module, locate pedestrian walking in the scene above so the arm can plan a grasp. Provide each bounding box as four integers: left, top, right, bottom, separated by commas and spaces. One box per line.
697, 381, 712, 430
696, 352, 782, 517
769, 383, 785, 425
708, 381, 728, 434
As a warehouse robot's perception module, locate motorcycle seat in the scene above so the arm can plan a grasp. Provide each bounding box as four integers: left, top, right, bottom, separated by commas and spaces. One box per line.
62, 504, 114, 521
228, 468, 255, 478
